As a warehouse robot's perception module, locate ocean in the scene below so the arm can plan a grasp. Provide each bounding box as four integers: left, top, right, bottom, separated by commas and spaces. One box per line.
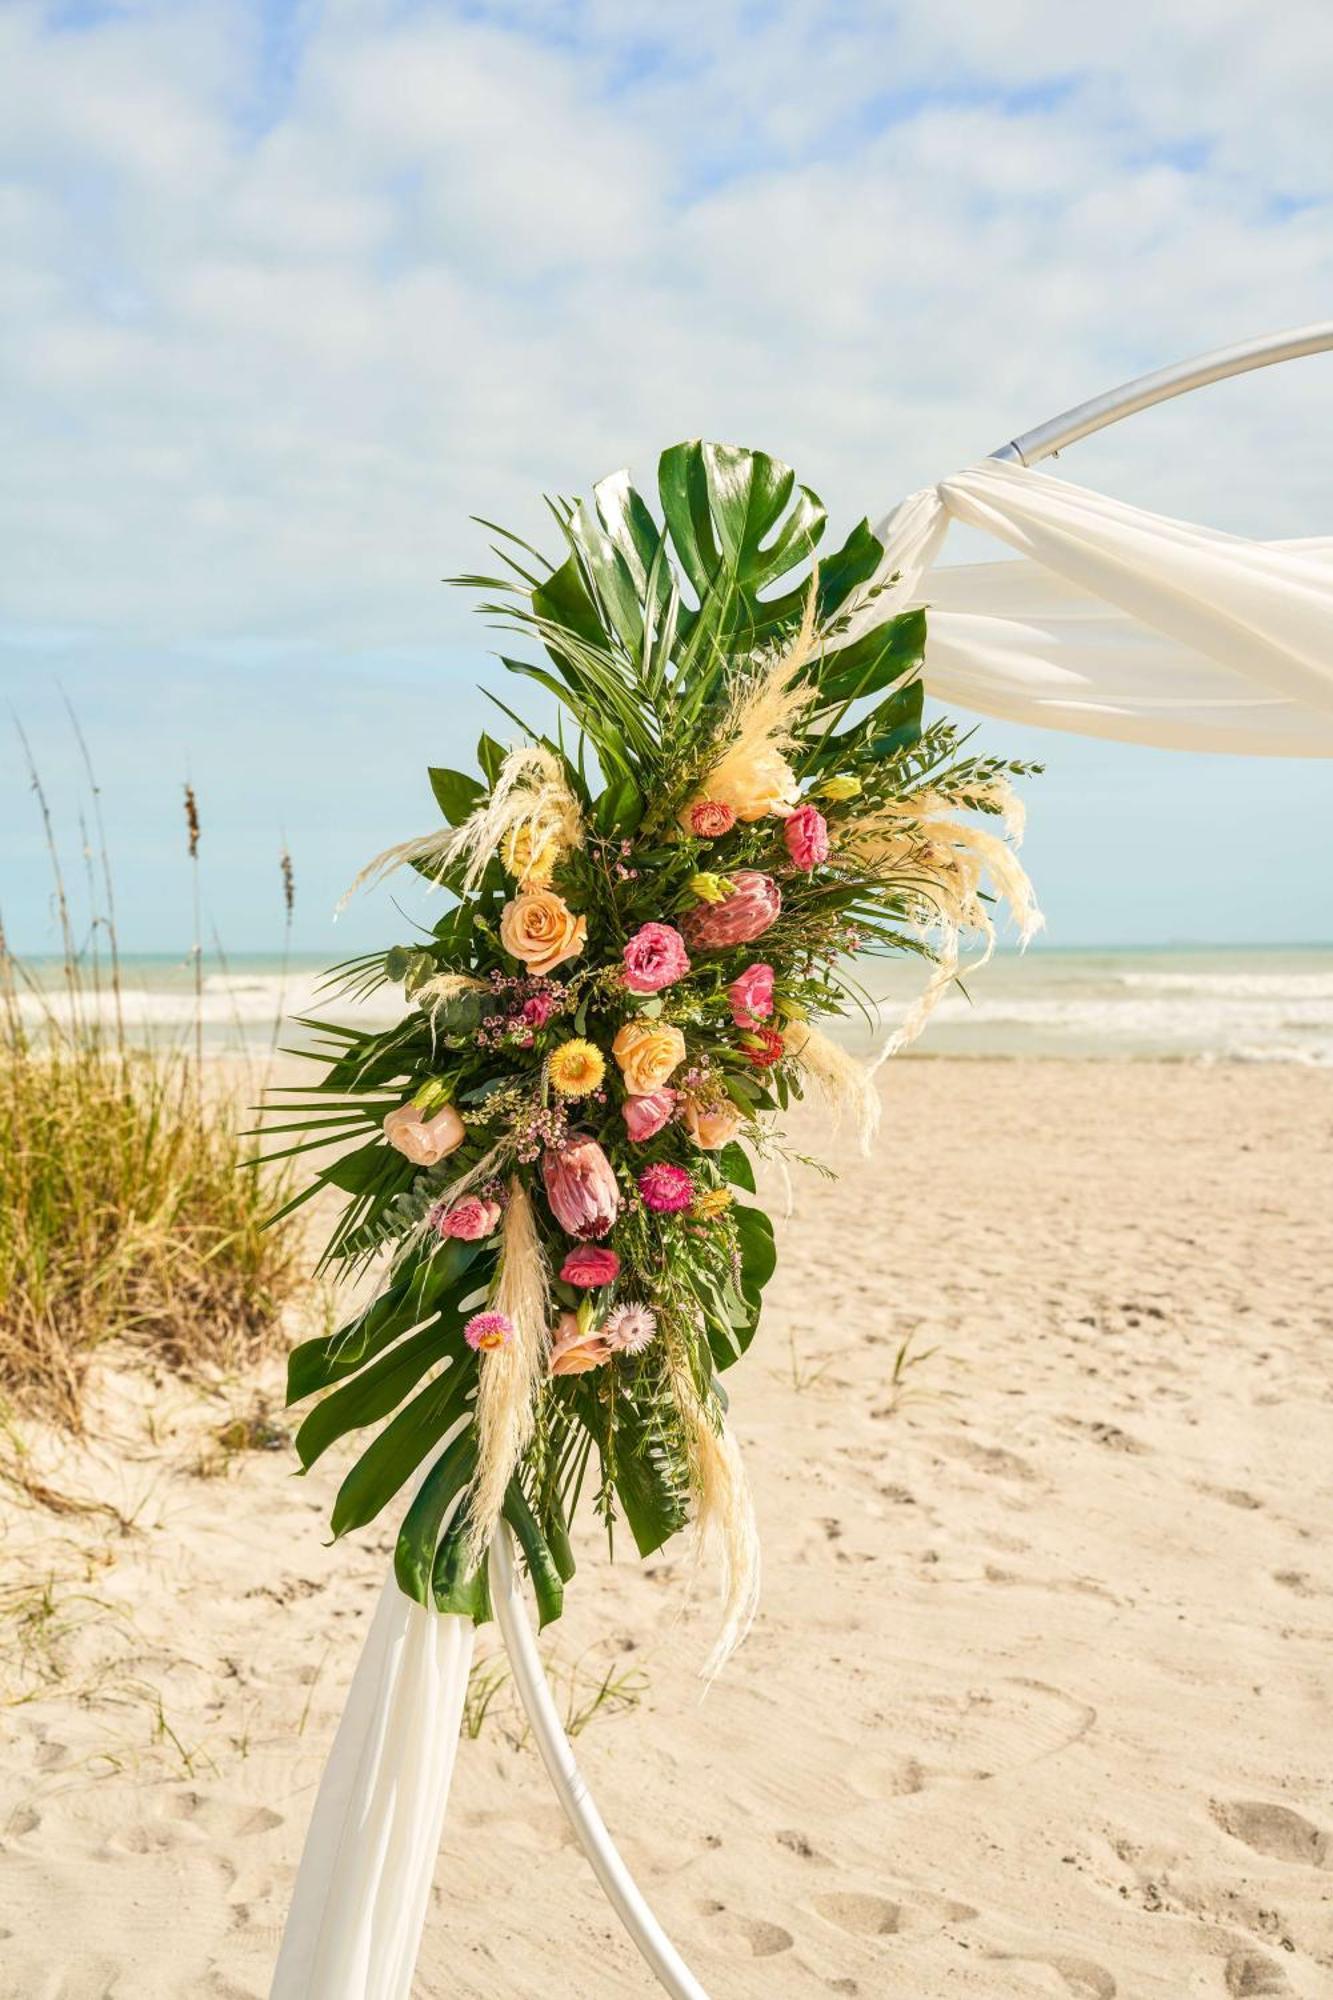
11, 946, 1333, 1065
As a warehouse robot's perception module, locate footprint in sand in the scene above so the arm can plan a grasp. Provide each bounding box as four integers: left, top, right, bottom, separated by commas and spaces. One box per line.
988, 1953, 1116, 1998
813, 1889, 977, 1939
1211, 1800, 1329, 1866
699, 1903, 794, 1957
1225, 1949, 1292, 1995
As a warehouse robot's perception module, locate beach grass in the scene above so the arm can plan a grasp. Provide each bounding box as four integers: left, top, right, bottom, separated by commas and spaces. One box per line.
0, 728, 304, 1428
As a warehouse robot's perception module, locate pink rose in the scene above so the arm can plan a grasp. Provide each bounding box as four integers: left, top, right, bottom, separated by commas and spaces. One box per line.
681, 1095, 742, 1151
431, 1195, 501, 1242
728, 962, 774, 1029
680, 871, 781, 951
382, 1099, 466, 1166
689, 799, 737, 838
622, 1088, 677, 1142
622, 922, 691, 994
784, 803, 829, 872
560, 1245, 621, 1288
542, 1134, 621, 1240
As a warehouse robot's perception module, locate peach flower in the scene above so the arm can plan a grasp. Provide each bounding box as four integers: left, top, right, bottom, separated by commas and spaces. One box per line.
499, 889, 587, 975
612, 1019, 687, 1096
382, 1099, 466, 1166
681, 1094, 742, 1151
549, 1310, 612, 1377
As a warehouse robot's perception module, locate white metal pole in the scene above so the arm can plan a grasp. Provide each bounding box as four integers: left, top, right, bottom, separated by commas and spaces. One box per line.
487, 1527, 712, 2000
990, 321, 1333, 466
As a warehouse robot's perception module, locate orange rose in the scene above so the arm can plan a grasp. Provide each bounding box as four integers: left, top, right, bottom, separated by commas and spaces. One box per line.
611, 1018, 687, 1096
498, 889, 586, 975
680, 1094, 741, 1151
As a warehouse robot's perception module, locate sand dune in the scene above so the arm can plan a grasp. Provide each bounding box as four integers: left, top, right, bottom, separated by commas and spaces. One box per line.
2, 1061, 1331, 1998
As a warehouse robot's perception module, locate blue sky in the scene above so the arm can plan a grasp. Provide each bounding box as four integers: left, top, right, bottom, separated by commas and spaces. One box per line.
2, 0, 1332, 957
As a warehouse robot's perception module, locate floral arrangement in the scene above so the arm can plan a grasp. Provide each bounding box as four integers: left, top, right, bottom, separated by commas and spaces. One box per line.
272, 441, 1039, 1670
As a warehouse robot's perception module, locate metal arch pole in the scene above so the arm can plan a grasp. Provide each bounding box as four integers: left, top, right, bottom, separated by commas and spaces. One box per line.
989, 320, 1333, 466
487, 1526, 711, 2000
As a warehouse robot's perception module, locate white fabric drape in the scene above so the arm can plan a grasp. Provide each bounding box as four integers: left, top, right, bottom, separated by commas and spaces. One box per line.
846, 460, 1333, 755
269, 1578, 474, 2000
270, 453, 1333, 2000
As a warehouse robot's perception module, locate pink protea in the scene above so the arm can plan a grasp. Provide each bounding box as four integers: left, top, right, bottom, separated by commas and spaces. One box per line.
679, 870, 781, 951
560, 1245, 620, 1288
464, 1310, 514, 1353
542, 1134, 621, 1240
638, 1162, 695, 1214
603, 1303, 658, 1355
727, 961, 774, 1029
622, 922, 691, 994
783, 803, 829, 872
430, 1195, 502, 1242
622, 1087, 677, 1142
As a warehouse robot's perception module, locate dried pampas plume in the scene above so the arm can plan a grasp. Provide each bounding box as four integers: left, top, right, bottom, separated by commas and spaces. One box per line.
463, 1177, 549, 1569
341, 744, 584, 908
785, 1019, 880, 1152
691, 573, 821, 810
859, 774, 1043, 1073
668, 1352, 761, 1681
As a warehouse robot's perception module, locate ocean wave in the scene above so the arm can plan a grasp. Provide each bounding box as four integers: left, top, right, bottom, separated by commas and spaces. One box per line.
1115, 970, 1333, 999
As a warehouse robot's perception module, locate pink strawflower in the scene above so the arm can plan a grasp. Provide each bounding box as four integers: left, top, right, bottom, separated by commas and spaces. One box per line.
727, 962, 774, 1029
464, 1310, 514, 1353
689, 799, 736, 839
543, 1134, 621, 1240
741, 1024, 785, 1069
784, 803, 829, 872
680, 871, 781, 951
560, 1245, 621, 1288
603, 1303, 658, 1355
622, 922, 691, 994
622, 1087, 677, 1142
638, 1162, 695, 1214
430, 1195, 502, 1242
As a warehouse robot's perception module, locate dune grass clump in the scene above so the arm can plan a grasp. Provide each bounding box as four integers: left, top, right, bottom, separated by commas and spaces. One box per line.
0, 733, 303, 1427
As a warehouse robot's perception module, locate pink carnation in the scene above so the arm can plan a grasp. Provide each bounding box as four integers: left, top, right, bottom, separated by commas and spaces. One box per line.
784, 803, 829, 872
431, 1195, 502, 1242
638, 1162, 695, 1214
728, 962, 774, 1029
680, 871, 781, 951
622, 1087, 677, 1142
689, 800, 736, 839
520, 992, 556, 1027
560, 1245, 621, 1288
622, 922, 691, 994
464, 1310, 514, 1353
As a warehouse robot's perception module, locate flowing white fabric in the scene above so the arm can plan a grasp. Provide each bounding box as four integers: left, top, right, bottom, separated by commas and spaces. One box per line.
269, 1577, 474, 2000
845, 460, 1333, 755
272, 452, 1333, 2000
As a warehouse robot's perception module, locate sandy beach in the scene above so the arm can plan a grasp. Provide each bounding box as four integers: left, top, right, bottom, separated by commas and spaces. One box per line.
2, 1058, 1331, 2000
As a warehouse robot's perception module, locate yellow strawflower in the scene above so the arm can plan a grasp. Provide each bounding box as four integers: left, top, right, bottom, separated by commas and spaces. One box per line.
548, 1038, 605, 1097
818, 774, 862, 802
501, 822, 559, 888
691, 1186, 733, 1221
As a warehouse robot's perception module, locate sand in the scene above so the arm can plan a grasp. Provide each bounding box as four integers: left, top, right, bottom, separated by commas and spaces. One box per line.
2, 1060, 1331, 2000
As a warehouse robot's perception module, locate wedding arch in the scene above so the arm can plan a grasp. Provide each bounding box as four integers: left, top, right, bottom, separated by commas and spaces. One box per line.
269, 322, 1333, 2000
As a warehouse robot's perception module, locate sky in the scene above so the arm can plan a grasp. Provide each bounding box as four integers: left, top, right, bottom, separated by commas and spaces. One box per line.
2, 0, 1332, 959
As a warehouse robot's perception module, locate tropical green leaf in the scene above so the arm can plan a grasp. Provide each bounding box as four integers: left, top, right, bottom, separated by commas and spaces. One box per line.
428, 766, 483, 825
